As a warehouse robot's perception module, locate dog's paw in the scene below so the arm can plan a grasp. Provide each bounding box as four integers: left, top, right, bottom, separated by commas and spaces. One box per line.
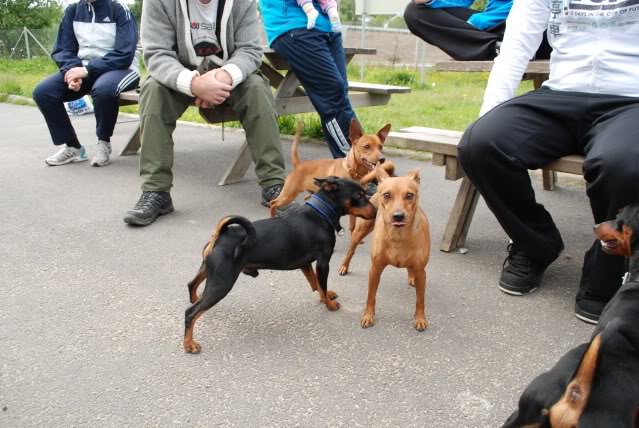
183, 340, 202, 354
327, 290, 338, 300
414, 317, 428, 331
326, 300, 340, 311
360, 313, 375, 328
338, 265, 349, 276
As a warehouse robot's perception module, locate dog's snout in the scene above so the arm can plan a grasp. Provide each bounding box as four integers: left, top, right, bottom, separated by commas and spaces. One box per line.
392, 212, 405, 222
379, 157, 386, 164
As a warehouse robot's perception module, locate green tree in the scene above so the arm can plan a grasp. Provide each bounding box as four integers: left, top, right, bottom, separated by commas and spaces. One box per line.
130, 0, 143, 23
0, 0, 63, 30
339, 0, 356, 24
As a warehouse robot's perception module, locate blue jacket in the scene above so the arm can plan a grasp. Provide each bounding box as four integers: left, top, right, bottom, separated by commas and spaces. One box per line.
51, 0, 139, 77
422, 0, 512, 31
259, 0, 332, 46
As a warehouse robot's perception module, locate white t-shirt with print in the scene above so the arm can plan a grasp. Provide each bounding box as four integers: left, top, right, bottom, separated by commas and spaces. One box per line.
188, 0, 222, 57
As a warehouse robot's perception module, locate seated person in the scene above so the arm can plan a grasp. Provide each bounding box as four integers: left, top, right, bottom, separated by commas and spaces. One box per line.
457, 0, 639, 323
33, 0, 140, 167
123, 0, 295, 226
404, 0, 551, 61
259, 0, 356, 159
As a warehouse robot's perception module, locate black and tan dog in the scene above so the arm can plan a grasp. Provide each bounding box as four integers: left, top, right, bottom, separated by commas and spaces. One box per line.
183, 177, 376, 354
502, 203, 639, 427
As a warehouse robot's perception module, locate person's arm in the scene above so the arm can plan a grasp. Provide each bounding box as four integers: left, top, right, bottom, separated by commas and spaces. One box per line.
467, 2, 512, 31
479, 0, 549, 116
220, 0, 263, 89
142, 0, 198, 95
51, 4, 83, 74
85, 2, 138, 78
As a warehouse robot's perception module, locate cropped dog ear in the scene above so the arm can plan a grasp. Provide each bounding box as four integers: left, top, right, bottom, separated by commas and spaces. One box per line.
314, 176, 341, 193
349, 119, 363, 144
408, 169, 420, 184
377, 124, 392, 143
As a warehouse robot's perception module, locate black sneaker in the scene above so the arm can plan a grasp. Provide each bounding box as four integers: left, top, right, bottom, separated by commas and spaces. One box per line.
261, 184, 299, 216
574, 297, 605, 325
498, 242, 554, 296
123, 191, 174, 226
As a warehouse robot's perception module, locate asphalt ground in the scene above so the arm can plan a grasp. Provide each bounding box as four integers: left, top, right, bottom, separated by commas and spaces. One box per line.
0, 103, 596, 427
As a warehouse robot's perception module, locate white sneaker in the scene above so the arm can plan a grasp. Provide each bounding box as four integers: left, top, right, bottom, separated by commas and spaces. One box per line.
45, 145, 88, 166
91, 140, 112, 167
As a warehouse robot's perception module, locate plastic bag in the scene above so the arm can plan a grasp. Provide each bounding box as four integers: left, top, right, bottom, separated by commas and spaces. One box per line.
65, 96, 94, 116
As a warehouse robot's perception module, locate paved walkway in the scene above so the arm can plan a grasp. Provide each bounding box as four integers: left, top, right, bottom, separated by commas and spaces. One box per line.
0, 103, 595, 427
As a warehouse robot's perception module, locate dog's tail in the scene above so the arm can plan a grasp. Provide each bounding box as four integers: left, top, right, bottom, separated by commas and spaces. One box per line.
202, 215, 257, 259
291, 123, 303, 168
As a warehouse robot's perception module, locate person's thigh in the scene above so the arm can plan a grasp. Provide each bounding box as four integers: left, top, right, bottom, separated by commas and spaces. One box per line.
91, 69, 140, 98
404, 3, 477, 31
583, 103, 639, 222
33, 72, 91, 103
272, 29, 350, 112
139, 77, 191, 120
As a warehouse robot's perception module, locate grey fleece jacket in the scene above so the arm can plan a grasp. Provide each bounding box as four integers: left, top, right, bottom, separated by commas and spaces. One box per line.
141, 0, 262, 96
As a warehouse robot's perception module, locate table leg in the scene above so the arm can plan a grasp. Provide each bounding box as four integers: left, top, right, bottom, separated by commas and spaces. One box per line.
218, 139, 253, 186
120, 123, 141, 156
440, 177, 480, 252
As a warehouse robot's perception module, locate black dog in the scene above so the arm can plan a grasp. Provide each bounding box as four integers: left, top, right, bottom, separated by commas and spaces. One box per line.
502, 203, 639, 427
183, 177, 376, 354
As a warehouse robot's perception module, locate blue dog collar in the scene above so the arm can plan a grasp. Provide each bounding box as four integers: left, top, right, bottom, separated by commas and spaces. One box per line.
305, 194, 343, 233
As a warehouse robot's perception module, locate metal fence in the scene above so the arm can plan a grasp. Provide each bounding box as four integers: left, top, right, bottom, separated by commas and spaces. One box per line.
0, 27, 58, 59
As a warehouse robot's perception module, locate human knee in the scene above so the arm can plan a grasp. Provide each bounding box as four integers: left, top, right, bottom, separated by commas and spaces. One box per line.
32, 80, 54, 106
403, 2, 419, 28
457, 117, 502, 173
584, 149, 639, 189
91, 82, 118, 101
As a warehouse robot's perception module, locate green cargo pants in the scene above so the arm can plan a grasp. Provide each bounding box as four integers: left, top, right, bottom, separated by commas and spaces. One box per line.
138, 73, 286, 191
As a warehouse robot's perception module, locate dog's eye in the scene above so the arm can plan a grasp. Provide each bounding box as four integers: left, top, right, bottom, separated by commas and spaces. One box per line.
617, 219, 625, 232
364, 145, 370, 149
383, 192, 390, 200
406, 193, 414, 200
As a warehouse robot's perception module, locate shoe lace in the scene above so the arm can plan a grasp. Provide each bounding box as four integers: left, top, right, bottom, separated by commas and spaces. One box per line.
134, 192, 166, 213
503, 243, 530, 273
96, 141, 109, 158
60, 147, 77, 158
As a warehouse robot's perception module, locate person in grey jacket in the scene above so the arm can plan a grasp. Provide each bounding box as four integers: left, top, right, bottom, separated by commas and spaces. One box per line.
123, 0, 294, 226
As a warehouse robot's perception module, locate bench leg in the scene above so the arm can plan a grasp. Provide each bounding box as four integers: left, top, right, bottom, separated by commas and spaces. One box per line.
542, 169, 557, 191
440, 177, 480, 252
218, 139, 253, 186
120, 123, 141, 156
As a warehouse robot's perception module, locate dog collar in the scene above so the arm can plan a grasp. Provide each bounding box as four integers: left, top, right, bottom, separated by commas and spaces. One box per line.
305, 194, 343, 233
344, 158, 363, 180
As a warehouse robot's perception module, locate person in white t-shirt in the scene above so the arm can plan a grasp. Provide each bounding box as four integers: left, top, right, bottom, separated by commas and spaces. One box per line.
457, 0, 639, 324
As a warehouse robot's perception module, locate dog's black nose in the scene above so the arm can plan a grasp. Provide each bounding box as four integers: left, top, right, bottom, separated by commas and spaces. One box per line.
379, 157, 386, 164
392, 212, 405, 222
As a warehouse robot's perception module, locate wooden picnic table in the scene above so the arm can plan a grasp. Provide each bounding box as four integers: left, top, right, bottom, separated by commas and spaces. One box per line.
118, 47, 411, 185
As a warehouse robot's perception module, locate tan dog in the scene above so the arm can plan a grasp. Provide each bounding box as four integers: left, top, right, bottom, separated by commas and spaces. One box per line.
269, 120, 394, 217
360, 167, 431, 331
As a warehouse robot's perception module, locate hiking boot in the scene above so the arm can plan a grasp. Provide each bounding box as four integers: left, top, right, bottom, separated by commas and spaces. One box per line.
498, 242, 557, 296
123, 191, 174, 226
91, 140, 112, 167
45, 145, 88, 166
261, 184, 299, 216
574, 295, 606, 325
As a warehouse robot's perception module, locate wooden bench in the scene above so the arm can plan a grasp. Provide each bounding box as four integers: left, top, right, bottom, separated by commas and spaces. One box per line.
118, 47, 411, 185
386, 127, 584, 252
435, 60, 561, 190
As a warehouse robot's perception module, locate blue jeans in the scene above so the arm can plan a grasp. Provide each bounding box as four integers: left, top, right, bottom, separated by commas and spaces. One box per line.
272, 29, 356, 158
33, 69, 139, 145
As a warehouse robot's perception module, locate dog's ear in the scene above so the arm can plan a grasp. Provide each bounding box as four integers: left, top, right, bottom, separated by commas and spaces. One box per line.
408, 169, 420, 184
349, 119, 363, 144
377, 124, 392, 144
314, 176, 341, 193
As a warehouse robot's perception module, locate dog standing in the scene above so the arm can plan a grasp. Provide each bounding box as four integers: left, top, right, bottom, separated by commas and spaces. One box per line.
502, 203, 639, 427
269, 120, 394, 217
184, 177, 376, 354
359, 167, 431, 331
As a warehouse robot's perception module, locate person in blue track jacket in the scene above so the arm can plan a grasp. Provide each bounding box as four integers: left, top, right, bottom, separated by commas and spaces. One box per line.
33, 0, 140, 167
404, 0, 551, 61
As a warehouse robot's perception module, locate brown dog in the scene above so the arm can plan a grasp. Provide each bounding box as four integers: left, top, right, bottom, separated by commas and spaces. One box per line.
269, 120, 394, 217
360, 167, 431, 331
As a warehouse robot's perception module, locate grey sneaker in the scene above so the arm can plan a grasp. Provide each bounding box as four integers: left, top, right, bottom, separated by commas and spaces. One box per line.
123, 191, 174, 226
45, 145, 88, 166
91, 140, 112, 167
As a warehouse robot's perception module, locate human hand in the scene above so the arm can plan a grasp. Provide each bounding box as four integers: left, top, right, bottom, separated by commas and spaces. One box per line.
191, 71, 232, 106
68, 78, 82, 91
65, 67, 88, 83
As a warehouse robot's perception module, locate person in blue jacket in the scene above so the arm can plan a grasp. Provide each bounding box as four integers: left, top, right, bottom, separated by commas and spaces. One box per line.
33, 0, 140, 167
404, 0, 551, 61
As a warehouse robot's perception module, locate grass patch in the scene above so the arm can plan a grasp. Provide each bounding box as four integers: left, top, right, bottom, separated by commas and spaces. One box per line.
1, 58, 534, 137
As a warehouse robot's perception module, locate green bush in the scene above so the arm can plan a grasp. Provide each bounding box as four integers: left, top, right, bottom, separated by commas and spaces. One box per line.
0, 79, 21, 94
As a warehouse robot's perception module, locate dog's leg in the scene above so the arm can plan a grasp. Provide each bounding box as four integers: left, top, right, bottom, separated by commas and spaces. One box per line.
408, 272, 416, 288
268, 176, 302, 218
183, 275, 235, 354
187, 261, 207, 303
410, 267, 428, 331
361, 263, 384, 328
301, 264, 337, 299
316, 260, 339, 311
349, 215, 356, 234
339, 219, 375, 275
